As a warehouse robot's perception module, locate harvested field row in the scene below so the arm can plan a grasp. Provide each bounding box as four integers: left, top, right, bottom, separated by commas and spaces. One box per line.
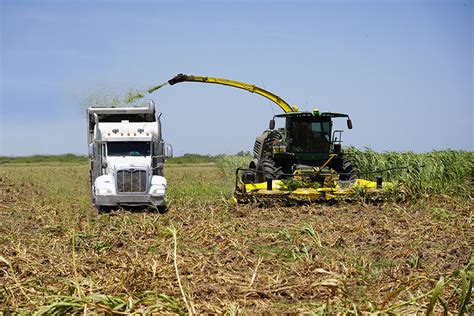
0, 162, 472, 314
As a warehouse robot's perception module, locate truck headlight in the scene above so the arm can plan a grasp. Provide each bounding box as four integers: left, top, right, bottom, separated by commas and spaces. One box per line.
97, 188, 111, 195
151, 188, 165, 196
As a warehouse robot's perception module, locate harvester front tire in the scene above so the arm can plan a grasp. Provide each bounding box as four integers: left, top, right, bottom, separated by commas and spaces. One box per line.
242, 169, 256, 184
336, 159, 357, 181
257, 159, 283, 182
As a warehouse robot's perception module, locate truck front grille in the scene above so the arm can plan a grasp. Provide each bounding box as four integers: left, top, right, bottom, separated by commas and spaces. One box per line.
117, 169, 147, 193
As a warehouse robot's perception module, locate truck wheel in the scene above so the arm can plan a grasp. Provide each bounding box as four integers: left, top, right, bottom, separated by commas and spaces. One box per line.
157, 205, 168, 214
96, 206, 112, 214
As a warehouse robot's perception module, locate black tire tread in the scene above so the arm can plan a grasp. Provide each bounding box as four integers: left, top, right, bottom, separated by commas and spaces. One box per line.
242, 169, 256, 184
258, 158, 283, 182
337, 159, 357, 181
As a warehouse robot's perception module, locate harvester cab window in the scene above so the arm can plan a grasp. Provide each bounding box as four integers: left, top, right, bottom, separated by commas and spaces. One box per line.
311, 122, 330, 142
291, 121, 330, 153
107, 142, 151, 157
311, 122, 322, 133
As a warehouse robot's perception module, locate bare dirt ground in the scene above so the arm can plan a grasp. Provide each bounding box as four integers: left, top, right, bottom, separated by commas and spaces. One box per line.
0, 163, 472, 314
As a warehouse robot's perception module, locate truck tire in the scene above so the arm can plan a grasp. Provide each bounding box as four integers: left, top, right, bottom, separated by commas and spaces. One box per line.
157, 205, 168, 214
96, 205, 112, 214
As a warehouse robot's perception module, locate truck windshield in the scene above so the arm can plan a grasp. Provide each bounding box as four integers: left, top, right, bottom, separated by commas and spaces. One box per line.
107, 142, 151, 157
291, 121, 331, 153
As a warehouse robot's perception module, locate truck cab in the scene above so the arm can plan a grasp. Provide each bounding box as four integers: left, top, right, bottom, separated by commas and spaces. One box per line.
87, 101, 172, 211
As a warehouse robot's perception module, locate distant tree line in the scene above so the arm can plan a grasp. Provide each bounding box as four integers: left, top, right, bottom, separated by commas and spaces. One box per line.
0, 152, 253, 164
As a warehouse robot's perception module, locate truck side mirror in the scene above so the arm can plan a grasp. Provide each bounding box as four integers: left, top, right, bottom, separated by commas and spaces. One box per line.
164, 143, 173, 158
347, 119, 353, 129
269, 119, 275, 130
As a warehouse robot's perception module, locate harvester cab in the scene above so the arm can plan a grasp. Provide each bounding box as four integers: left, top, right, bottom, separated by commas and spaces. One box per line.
270, 111, 353, 156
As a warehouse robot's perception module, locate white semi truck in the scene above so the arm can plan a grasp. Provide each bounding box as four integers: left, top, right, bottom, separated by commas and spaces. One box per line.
87, 101, 172, 212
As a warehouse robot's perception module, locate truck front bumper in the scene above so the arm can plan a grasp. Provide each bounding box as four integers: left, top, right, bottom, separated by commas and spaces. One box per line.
95, 194, 165, 207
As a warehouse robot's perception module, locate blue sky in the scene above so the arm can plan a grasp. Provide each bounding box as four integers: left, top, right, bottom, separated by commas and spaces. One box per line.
1, 0, 472, 156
